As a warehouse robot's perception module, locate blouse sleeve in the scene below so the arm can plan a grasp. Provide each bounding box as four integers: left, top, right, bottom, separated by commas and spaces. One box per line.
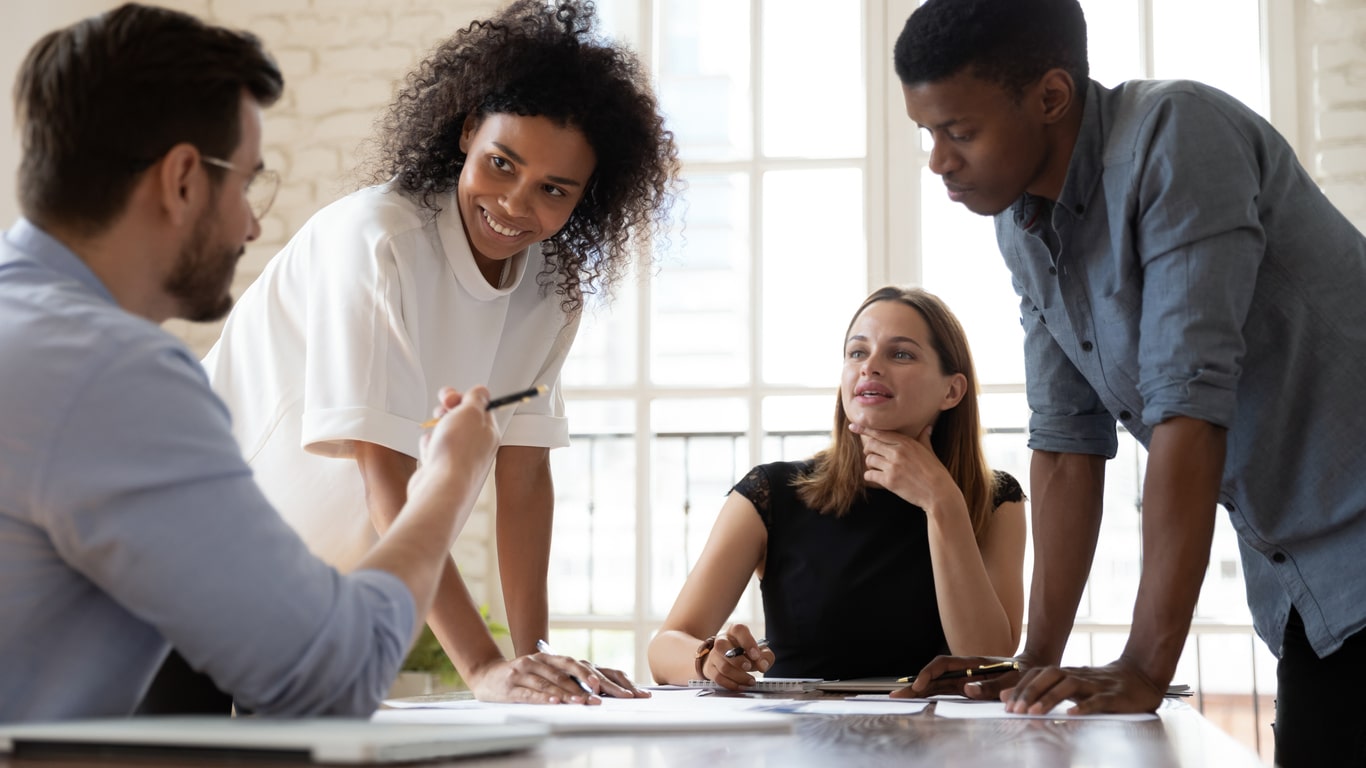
730, 465, 775, 528
300, 205, 429, 460
991, 470, 1026, 509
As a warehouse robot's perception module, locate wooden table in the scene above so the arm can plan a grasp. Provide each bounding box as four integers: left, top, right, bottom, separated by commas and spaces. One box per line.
0, 699, 1264, 767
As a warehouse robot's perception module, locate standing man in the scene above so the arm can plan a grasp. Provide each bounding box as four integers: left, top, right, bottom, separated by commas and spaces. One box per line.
892, 0, 1366, 764
0, 3, 513, 721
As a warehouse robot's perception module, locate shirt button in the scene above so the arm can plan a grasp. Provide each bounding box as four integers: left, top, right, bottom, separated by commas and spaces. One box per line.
1119, 410, 1132, 421
1048, 266, 1057, 275
1081, 341, 1093, 351
1272, 552, 1286, 564
1074, 203, 1085, 215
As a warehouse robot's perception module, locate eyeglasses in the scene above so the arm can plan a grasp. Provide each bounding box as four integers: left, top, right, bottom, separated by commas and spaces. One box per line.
201, 156, 280, 220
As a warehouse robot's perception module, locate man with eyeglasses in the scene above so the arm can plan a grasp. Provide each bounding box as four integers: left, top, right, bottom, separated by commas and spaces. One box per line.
0, 4, 500, 721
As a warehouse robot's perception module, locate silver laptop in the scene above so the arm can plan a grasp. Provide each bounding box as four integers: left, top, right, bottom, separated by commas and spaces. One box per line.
0, 717, 548, 764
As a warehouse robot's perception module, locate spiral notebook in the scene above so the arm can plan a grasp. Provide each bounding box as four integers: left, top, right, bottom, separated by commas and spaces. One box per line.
686, 677, 822, 693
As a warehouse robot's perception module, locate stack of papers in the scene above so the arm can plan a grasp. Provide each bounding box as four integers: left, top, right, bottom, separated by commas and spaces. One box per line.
376, 690, 795, 733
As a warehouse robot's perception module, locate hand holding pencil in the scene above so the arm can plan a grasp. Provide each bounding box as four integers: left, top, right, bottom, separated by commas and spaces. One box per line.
698, 624, 775, 692
421, 384, 547, 428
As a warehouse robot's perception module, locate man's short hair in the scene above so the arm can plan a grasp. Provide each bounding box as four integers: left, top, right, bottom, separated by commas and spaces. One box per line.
893, 0, 1089, 98
13, 3, 284, 235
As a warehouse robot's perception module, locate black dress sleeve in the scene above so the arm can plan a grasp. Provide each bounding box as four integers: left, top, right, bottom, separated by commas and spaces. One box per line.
731, 465, 774, 527
991, 470, 1026, 509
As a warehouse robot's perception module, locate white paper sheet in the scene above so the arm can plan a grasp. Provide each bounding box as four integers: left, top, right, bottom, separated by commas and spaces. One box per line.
932, 700, 1158, 721
375, 692, 795, 734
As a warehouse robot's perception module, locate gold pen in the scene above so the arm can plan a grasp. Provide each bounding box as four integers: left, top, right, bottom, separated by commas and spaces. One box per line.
897, 660, 1020, 684
420, 384, 547, 428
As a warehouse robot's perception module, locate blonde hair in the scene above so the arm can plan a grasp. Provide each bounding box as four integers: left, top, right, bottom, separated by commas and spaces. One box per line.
793, 286, 994, 539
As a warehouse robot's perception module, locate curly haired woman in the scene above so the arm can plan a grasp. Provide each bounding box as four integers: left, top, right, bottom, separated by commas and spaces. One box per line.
204, 0, 678, 704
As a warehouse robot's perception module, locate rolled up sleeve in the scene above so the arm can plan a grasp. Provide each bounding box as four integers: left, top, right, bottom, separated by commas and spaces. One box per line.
1132, 93, 1264, 429
1020, 285, 1119, 458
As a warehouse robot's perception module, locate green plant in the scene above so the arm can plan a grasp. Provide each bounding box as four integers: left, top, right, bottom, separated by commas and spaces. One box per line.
402, 604, 509, 687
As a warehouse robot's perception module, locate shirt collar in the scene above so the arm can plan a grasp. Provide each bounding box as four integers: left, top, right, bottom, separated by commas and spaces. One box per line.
2, 218, 117, 305
1008, 79, 1107, 230
436, 192, 534, 301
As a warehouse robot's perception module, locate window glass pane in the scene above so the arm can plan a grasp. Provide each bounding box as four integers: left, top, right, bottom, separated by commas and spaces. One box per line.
1153, 0, 1264, 115
544, 628, 637, 684
656, 0, 752, 161
649, 399, 749, 615
563, 279, 637, 387
591, 0, 639, 47
1079, 0, 1143, 88
550, 403, 635, 616
761, 168, 866, 386
761, 0, 864, 158
761, 395, 832, 463
919, 168, 1026, 386
651, 174, 750, 386
761, 394, 833, 433
980, 401, 1030, 483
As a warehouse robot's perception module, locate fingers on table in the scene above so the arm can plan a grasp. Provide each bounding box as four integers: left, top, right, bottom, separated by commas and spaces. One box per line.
513, 654, 601, 705
1004, 666, 1083, 714
593, 665, 651, 698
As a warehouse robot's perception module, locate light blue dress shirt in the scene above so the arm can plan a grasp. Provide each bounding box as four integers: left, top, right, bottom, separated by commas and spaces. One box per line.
0, 219, 415, 721
996, 79, 1366, 659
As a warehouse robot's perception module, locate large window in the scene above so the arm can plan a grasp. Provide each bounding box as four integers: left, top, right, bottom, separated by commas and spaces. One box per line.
546, 0, 875, 671
545, 6, 1279, 755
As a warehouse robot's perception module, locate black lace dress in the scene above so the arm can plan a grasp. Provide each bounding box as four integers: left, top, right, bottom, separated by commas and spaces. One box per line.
731, 460, 1023, 680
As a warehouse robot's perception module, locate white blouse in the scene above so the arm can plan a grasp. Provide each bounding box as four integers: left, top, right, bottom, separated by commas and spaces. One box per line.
204, 183, 578, 569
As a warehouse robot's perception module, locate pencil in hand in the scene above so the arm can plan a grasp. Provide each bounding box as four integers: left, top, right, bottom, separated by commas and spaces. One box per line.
897, 660, 1020, 684
421, 384, 547, 428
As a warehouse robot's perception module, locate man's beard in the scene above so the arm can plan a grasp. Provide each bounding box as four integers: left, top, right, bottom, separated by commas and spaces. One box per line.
163, 203, 242, 323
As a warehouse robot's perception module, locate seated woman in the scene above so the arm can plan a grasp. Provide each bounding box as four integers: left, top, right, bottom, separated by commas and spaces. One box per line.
648, 287, 1026, 689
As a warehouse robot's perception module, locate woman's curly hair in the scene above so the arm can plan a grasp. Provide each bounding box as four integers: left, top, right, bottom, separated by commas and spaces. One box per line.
369, 0, 679, 314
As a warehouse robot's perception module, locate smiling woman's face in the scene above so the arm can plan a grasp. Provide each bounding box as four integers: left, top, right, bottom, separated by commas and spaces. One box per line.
840, 300, 963, 436
456, 113, 597, 283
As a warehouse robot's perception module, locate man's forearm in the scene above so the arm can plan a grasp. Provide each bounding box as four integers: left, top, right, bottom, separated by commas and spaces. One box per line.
1122, 417, 1223, 687
1024, 450, 1106, 665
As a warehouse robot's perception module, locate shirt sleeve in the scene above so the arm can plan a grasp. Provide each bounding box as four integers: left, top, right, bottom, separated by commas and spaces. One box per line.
300, 209, 429, 460
1017, 276, 1120, 458
34, 338, 415, 716
500, 311, 581, 449
1127, 91, 1264, 430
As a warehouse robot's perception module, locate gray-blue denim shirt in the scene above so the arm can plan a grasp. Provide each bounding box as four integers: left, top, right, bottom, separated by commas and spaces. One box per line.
996, 78, 1366, 658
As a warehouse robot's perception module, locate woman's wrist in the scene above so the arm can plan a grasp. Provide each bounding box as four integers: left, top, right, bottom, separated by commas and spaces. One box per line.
694, 635, 717, 679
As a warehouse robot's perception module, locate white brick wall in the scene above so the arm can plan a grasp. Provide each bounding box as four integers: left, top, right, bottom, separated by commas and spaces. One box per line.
1308, 0, 1366, 223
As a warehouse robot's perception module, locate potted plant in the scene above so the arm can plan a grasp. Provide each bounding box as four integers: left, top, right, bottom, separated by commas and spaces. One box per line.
390, 604, 509, 698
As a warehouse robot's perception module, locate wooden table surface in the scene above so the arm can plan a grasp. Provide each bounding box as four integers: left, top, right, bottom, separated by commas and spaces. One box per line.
0, 699, 1264, 768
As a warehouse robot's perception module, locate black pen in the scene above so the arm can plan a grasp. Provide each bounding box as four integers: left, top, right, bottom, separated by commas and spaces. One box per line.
535, 639, 595, 700
897, 660, 1019, 684
421, 384, 547, 427
724, 637, 769, 658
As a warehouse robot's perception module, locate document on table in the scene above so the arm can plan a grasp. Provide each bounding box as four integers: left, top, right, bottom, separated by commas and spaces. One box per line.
759, 699, 929, 716
376, 689, 795, 733
932, 700, 1158, 721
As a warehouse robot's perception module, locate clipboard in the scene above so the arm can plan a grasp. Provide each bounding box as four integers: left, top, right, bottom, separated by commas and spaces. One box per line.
687, 677, 822, 693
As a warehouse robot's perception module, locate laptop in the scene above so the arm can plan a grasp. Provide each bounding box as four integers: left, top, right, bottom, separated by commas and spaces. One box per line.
0, 717, 548, 764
